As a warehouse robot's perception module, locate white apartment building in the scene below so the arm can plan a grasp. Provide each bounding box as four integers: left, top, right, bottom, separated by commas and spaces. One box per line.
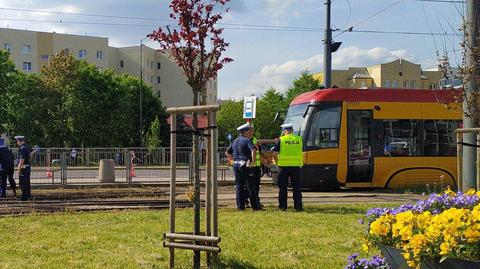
0, 27, 217, 107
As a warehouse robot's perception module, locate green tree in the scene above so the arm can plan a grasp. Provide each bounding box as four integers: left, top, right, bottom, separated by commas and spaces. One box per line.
146, 116, 162, 150
0, 50, 19, 134
254, 88, 284, 139
217, 100, 243, 146
284, 71, 322, 109
3, 50, 168, 147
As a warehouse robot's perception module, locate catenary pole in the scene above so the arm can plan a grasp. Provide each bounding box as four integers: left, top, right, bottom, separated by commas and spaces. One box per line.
323, 0, 332, 88
463, 0, 480, 191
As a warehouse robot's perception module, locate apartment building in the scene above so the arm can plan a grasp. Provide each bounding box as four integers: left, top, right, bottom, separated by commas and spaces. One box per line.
314, 59, 443, 89
0, 27, 217, 107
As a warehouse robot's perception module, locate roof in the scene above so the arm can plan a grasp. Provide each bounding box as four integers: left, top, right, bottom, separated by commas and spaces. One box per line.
290, 88, 462, 105
350, 73, 372, 79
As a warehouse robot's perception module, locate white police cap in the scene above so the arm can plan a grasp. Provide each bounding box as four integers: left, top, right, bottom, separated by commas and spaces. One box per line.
237, 123, 252, 132
281, 123, 294, 130
14, 135, 25, 140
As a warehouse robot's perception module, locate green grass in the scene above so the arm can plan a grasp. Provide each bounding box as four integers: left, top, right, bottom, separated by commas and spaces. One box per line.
0, 204, 398, 269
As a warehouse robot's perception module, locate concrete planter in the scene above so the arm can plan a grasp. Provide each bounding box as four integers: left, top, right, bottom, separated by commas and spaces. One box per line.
379, 245, 480, 269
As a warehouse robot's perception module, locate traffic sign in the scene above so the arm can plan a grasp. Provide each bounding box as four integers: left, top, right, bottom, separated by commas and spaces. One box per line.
243, 96, 257, 119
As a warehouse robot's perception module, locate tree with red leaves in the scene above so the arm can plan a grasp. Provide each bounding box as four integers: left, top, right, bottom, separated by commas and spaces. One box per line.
149, 1, 232, 268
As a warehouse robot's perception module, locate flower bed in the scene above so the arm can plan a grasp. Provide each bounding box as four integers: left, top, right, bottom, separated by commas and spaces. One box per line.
347, 189, 480, 269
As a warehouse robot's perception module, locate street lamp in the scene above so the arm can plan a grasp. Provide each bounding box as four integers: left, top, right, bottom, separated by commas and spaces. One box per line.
139, 36, 149, 147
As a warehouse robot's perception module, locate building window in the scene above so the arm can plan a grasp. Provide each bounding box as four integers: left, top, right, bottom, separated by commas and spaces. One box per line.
403, 80, 409, 88
22, 45, 32, 55
22, 62, 32, 71
96, 51, 103, 59
157, 91, 161, 97
360, 81, 366, 88
410, 80, 416, 89
385, 80, 390, 87
41, 55, 49, 61
157, 62, 161, 69
64, 48, 70, 54
79, 50, 87, 59
157, 76, 161, 84
392, 80, 398, 88
150, 75, 154, 83
120, 60, 124, 68
4, 43, 11, 53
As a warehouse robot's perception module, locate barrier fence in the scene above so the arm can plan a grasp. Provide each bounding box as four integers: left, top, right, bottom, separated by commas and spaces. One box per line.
8, 147, 234, 185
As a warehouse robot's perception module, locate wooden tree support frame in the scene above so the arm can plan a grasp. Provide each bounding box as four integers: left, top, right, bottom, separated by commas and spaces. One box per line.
456, 128, 480, 191
166, 105, 220, 269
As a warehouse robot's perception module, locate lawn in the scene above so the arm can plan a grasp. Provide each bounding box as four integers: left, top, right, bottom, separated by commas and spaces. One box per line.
0, 204, 396, 269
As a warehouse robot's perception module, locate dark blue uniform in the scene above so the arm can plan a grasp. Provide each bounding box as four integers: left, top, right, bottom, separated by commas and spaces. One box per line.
0, 146, 16, 197
18, 144, 32, 201
226, 136, 261, 210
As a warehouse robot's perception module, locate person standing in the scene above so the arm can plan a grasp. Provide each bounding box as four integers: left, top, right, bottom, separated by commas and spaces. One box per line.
251, 136, 262, 207
225, 123, 261, 211
15, 136, 32, 201
0, 139, 16, 197
272, 123, 304, 211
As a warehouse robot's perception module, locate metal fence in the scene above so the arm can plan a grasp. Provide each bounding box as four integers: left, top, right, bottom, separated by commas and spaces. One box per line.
10, 147, 234, 185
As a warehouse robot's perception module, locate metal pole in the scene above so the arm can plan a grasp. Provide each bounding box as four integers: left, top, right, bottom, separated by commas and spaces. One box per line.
126, 150, 132, 184
139, 38, 147, 147
60, 152, 67, 185
323, 0, 332, 88
169, 113, 177, 269
211, 111, 219, 266
457, 132, 463, 191
463, 0, 480, 191
205, 113, 212, 267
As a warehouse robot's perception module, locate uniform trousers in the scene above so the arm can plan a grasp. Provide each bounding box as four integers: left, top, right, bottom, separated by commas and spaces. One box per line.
233, 163, 260, 210
277, 166, 303, 210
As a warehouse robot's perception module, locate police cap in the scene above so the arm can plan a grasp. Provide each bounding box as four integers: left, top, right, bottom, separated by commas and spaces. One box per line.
281, 123, 294, 130
14, 135, 25, 141
237, 123, 253, 132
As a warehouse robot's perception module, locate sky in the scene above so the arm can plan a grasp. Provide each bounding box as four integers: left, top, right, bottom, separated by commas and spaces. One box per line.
0, 0, 465, 100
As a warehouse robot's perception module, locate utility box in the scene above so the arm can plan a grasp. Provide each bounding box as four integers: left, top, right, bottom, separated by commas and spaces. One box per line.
99, 159, 115, 183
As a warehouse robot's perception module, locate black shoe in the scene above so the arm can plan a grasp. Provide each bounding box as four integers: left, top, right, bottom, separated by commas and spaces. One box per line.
295, 208, 304, 212
279, 207, 287, 211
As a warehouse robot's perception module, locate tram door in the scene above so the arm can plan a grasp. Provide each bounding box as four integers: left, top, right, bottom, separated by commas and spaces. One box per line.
346, 110, 374, 182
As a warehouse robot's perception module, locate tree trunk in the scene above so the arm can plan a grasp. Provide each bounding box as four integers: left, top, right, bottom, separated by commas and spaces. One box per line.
192, 90, 201, 269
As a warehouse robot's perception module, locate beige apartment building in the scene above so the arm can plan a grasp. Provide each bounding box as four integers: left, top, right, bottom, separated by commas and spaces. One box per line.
0, 27, 217, 107
314, 59, 443, 89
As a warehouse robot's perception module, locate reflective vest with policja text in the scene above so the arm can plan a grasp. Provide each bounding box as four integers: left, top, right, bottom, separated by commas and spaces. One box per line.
252, 137, 261, 167
278, 134, 303, 167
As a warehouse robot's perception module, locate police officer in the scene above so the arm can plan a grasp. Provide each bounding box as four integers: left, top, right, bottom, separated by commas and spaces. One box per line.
251, 136, 262, 206
272, 123, 304, 211
0, 139, 16, 197
15, 136, 32, 201
225, 123, 261, 211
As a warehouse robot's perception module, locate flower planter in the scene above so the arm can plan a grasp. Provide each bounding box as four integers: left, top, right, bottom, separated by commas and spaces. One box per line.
424, 258, 480, 269
379, 246, 434, 269
379, 246, 480, 269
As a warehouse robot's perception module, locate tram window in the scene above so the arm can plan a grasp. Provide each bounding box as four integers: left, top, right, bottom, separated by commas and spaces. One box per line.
284, 104, 309, 136
424, 120, 459, 156
383, 120, 421, 157
306, 106, 341, 148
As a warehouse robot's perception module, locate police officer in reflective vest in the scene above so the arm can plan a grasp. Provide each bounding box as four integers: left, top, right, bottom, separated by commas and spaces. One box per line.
251, 137, 262, 206
273, 123, 303, 211
225, 123, 261, 211
15, 136, 32, 201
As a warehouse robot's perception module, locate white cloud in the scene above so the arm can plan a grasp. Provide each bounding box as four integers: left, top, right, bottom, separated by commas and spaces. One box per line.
229, 46, 419, 99
262, 0, 313, 18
